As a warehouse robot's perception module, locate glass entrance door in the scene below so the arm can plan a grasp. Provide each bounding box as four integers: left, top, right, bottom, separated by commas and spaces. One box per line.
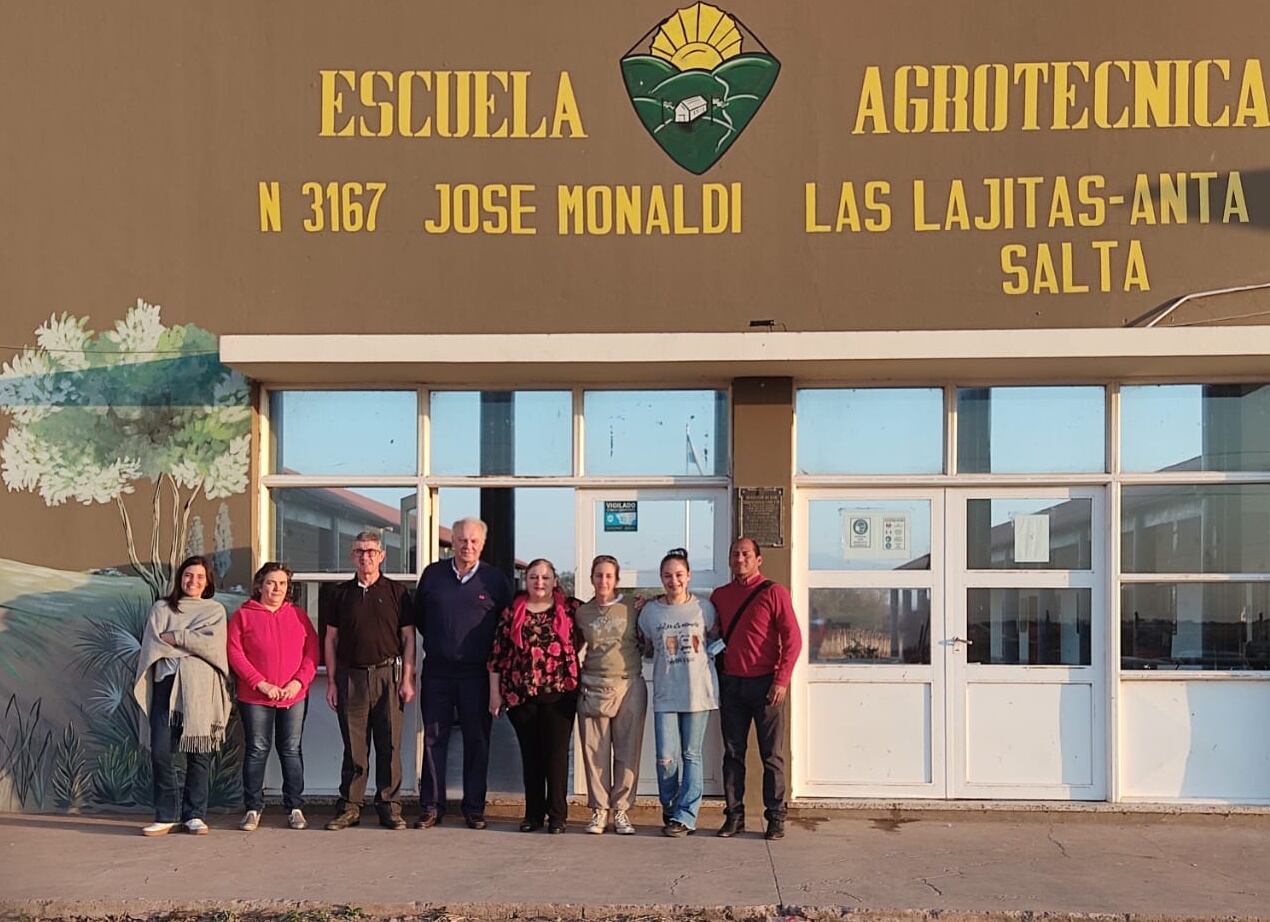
574, 488, 730, 796
947, 488, 1107, 799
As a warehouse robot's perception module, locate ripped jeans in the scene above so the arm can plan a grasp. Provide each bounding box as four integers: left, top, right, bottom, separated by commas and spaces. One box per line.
653, 710, 710, 829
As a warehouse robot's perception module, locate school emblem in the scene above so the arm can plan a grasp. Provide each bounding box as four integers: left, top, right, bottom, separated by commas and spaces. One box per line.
620, 2, 780, 175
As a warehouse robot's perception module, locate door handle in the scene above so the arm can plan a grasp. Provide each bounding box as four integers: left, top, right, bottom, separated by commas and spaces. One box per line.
950, 636, 974, 646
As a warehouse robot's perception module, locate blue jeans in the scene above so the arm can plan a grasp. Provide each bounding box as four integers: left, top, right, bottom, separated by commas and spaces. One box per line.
149, 675, 213, 823
653, 710, 710, 829
240, 699, 308, 811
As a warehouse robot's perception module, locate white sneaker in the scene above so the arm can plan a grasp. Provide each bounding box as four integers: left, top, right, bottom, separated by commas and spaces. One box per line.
238, 810, 261, 831
613, 810, 635, 835
140, 821, 175, 837
586, 808, 608, 834
288, 808, 308, 830
184, 818, 209, 835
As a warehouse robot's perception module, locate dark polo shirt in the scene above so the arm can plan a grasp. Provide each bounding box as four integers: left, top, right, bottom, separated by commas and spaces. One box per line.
326, 574, 414, 669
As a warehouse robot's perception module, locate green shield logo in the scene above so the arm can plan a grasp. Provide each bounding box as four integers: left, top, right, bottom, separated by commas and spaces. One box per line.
620, 2, 780, 175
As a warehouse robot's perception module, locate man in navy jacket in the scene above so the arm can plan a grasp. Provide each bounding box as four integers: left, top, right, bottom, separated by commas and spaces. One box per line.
414, 517, 513, 829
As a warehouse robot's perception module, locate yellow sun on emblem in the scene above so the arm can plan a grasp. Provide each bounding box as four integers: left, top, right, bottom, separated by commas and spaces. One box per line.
650, 2, 743, 72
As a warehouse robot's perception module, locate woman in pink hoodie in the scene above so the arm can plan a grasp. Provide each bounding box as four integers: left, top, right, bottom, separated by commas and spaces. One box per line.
227, 561, 319, 831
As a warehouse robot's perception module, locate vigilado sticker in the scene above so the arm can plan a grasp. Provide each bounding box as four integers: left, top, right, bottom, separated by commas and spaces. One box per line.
620, 2, 780, 174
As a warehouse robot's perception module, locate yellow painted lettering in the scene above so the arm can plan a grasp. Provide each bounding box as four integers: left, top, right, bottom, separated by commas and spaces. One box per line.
1235, 59, 1270, 127
1129, 174, 1156, 225
557, 184, 583, 234
895, 65, 929, 133
1013, 62, 1049, 130
551, 71, 587, 138
805, 183, 830, 233
319, 70, 355, 137
1124, 240, 1150, 291
853, 66, 889, 134
1195, 59, 1231, 127
1001, 244, 1027, 294
864, 181, 891, 232
1224, 171, 1249, 223
912, 180, 939, 231
1092, 60, 1130, 128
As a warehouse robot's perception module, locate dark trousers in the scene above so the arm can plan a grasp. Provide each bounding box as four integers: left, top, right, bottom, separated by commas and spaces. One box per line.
335, 664, 402, 815
719, 673, 789, 821
149, 675, 213, 823
419, 671, 491, 817
240, 699, 307, 811
507, 691, 577, 827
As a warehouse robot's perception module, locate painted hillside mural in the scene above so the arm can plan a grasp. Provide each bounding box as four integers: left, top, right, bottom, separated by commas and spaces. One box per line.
0, 300, 250, 812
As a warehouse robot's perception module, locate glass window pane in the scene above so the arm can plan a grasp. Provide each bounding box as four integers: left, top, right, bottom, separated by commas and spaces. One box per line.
430, 391, 572, 476
583, 390, 727, 476
966, 498, 1092, 570
591, 497, 718, 584
272, 487, 417, 574
957, 386, 1105, 473
809, 500, 932, 571
967, 588, 1091, 665
796, 388, 944, 474
808, 588, 930, 664
1122, 485, 1270, 574
269, 390, 417, 475
1122, 583, 1270, 671
435, 486, 577, 595
1122, 384, 1270, 473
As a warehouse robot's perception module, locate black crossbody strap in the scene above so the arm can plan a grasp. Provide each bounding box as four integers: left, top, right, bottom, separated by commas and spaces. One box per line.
722, 580, 773, 647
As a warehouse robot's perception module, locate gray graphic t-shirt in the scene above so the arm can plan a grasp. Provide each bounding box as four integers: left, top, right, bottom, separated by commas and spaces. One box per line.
638, 595, 719, 713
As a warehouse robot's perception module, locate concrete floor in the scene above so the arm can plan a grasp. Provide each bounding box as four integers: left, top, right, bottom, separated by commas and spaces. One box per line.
2, 806, 1267, 919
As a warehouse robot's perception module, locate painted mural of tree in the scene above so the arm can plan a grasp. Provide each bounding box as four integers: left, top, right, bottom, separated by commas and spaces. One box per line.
0, 299, 250, 599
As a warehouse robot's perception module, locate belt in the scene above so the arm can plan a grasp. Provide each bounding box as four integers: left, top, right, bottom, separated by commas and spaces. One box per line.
346, 657, 397, 670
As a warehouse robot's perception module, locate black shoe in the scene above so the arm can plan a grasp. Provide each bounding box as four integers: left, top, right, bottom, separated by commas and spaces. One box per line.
413, 809, 441, 829
764, 818, 786, 840
324, 809, 360, 831
662, 820, 692, 838
661, 811, 673, 827
379, 811, 407, 830
465, 813, 487, 830
518, 818, 543, 833
548, 822, 566, 834
717, 815, 746, 837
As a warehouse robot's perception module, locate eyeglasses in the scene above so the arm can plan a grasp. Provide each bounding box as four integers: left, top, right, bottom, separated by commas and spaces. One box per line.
351, 548, 383, 557
665, 547, 688, 559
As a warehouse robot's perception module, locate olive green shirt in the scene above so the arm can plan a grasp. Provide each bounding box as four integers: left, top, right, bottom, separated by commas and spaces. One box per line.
574, 596, 642, 680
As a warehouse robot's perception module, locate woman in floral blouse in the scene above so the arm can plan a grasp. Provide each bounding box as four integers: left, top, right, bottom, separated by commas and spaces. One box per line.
489, 558, 580, 833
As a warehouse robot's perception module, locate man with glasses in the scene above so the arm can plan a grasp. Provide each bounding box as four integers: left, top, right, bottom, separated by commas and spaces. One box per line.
710, 537, 802, 841
414, 517, 513, 830
324, 530, 416, 830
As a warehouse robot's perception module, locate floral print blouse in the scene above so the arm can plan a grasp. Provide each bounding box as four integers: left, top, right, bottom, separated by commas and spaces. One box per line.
488, 597, 581, 708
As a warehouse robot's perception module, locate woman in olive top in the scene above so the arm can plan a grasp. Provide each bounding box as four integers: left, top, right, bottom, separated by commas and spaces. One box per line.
574, 554, 647, 835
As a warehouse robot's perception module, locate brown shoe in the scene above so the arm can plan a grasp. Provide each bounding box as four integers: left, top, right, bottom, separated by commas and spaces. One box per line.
380, 812, 407, 830
764, 818, 786, 840
324, 809, 360, 831
414, 809, 441, 829
464, 813, 487, 830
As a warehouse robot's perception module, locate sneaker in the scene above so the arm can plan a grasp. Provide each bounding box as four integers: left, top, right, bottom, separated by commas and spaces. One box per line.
184, 818, 209, 835
613, 810, 635, 836
586, 808, 608, 834
238, 810, 261, 831
140, 821, 175, 837
288, 809, 308, 830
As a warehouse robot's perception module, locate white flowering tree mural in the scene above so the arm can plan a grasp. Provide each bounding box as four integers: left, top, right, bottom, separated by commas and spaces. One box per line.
0, 299, 250, 599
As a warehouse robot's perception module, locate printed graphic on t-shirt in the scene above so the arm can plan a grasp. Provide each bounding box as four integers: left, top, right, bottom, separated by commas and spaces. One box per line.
661, 620, 702, 665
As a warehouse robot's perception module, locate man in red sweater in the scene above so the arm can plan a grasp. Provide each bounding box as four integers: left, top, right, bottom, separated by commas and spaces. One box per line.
709, 537, 802, 841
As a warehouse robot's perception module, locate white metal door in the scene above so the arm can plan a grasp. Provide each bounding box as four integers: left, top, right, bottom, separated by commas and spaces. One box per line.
794, 489, 947, 798
947, 488, 1107, 799
574, 488, 731, 796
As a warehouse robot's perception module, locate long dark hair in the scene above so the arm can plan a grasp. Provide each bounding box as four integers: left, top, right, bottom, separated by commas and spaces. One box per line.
165, 555, 216, 612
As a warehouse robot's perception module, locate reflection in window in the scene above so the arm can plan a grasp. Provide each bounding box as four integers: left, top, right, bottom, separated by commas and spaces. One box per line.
1122, 583, 1270, 671
269, 390, 417, 475
1121, 485, 1270, 574
796, 388, 944, 475
430, 391, 572, 476
1121, 384, 1270, 473
957, 386, 1105, 473
966, 498, 1092, 570
271, 487, 417, 574
967, 588, 1090, 665
592, 498, 717, 578
808, 500, 931, 571
809, 588, 930, 664
583, 390, 727, 476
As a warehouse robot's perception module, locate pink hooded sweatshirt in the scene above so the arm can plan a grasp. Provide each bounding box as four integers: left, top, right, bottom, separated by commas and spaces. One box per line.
227, 599, 320, 708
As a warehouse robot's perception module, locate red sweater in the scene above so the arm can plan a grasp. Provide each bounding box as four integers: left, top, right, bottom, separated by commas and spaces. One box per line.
710, 573, 802, 687
227, 599, 320, 707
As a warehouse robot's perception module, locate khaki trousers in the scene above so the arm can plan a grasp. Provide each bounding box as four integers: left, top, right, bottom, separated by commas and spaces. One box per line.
578, 676, 648, 811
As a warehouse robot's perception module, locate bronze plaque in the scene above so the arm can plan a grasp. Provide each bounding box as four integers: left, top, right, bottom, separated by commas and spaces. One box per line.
736, 486, 785, 548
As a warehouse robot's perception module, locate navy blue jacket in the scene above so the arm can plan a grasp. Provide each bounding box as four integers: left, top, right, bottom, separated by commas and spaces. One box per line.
414, 560, 513, 677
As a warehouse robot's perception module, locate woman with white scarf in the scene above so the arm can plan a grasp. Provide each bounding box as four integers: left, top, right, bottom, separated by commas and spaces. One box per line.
133, 555, 232, 836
